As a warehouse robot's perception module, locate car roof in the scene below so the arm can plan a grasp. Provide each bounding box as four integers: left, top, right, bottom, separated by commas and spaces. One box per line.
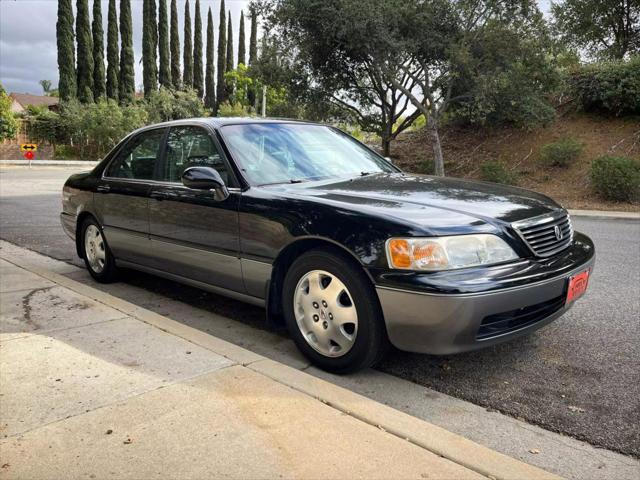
136, 117, 321, 131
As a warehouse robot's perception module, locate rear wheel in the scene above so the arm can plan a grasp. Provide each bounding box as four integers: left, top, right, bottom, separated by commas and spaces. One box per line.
81, 217, 118, 283
282, 249, 388, 373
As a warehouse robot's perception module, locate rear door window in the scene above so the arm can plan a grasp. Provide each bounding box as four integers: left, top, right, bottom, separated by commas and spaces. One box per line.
105, 128, 166, 180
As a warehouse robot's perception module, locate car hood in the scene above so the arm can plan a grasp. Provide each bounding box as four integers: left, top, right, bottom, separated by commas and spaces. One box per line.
268, 173, 562, 231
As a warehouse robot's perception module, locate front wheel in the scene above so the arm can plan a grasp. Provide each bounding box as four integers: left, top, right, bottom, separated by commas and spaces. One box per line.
282, 249, 388, 373
81, 217, 118, 283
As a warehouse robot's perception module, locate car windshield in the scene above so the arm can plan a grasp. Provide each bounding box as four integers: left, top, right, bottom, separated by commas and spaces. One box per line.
220, 123, 397, 185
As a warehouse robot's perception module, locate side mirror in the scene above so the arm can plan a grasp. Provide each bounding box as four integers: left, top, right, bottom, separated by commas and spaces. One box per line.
385, 156, 394, 164
181, 166, 229, 201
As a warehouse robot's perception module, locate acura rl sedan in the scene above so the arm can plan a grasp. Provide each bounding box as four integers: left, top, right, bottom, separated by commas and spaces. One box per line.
61, 118, 595, 372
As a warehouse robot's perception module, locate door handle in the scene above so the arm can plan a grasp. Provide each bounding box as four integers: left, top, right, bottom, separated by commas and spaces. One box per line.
96, 185, 110, 193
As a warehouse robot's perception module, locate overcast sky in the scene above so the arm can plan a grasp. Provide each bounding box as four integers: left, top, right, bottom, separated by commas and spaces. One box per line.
1, 0, 551, 95
0, 0, 251, 94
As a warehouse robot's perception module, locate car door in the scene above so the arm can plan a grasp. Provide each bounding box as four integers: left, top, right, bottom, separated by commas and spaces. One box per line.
147, 125, 244, 292
95, 127, 166, 265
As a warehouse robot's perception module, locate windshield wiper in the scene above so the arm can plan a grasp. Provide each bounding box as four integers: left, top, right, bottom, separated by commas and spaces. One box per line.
258, 178, 306, 186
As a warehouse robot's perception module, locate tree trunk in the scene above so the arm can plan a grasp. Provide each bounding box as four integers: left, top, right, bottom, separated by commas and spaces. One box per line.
381, 136, 391, 157
428, 115, 445, 176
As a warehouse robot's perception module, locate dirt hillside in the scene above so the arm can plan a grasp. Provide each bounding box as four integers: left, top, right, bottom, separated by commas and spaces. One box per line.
390, 113, 640, 211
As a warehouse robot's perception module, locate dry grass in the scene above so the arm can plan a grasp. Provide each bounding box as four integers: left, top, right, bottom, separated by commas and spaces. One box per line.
390, 113, 640, 211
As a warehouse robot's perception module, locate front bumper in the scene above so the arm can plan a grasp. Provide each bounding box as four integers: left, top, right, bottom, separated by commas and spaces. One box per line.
375, 232, 595, 354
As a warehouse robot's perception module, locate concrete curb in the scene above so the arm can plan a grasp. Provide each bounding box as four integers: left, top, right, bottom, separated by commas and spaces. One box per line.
568, 209, 639, 220
2, 247, 561, 480
0, 160, 98, 167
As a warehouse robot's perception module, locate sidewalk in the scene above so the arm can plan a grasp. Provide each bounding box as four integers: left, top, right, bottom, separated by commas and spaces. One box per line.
0, 245, 560, 480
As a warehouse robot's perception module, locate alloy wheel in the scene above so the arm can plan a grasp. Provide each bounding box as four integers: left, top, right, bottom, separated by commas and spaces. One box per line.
84, 224, 106, 274
293, 270, 358, 357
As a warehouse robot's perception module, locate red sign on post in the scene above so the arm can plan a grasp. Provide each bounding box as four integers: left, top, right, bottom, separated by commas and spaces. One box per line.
23, 151, 34, 160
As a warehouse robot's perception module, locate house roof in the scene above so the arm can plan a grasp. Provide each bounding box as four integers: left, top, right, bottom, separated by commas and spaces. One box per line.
9, 93, 59, 108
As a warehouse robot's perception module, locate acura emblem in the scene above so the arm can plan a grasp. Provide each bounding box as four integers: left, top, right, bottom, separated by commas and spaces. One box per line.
554, 225, 563, 240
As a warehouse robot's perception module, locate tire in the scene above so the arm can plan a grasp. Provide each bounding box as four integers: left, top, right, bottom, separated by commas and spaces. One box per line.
282, 248, 389, 373
80, 216, 118, 283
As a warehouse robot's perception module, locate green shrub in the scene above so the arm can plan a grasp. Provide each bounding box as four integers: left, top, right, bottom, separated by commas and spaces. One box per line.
480, 161, 517, 185
418, 159, 434, 174
539, 136, 584, 167
54, 145, 80, 160
568, 57, 640, 116
590, 156, 640, 202
218, 101, 254, 117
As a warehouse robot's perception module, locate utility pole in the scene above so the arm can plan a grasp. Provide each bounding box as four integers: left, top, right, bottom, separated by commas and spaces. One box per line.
261, 85, 267, 117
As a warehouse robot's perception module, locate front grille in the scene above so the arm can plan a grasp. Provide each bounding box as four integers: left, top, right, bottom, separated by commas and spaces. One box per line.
476, 295, 565, 340
513, 210, 573, 257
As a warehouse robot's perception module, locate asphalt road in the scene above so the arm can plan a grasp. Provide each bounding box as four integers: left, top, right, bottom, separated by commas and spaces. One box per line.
1, 167, 639, 457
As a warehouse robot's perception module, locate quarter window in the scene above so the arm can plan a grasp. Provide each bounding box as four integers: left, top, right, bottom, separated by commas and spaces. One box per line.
162, 126, 229, 184
105, 129, 165, 180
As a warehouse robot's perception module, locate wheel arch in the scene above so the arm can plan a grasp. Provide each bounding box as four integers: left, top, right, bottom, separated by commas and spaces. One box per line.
265, 236, 376, 327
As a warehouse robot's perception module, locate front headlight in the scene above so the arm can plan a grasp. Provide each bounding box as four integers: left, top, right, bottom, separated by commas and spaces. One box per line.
386, 235, 519, 271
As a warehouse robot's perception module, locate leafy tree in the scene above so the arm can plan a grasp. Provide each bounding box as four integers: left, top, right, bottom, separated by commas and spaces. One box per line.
216, 0, 227, 109
248, 7, 258, 106
205, 8, 216, 110
119, 0, 136, 105
193, 0, 204, 98
238, 10, 246, 66
142, 0, 158, 96
92, 0, 106, 100
183, 0, 194, 88
249, 36, 336, 119
76, 0, 94, 103
57, 0, 77, 101
39, 80, 53, 95
0, 83, 18, 142
260, 0, 425, 156
388, 0, 558, 174
170, 0, 181, 88
158, 0, 171, 88
263, 0, 558, 174
224, 63, 253, 105
552, 0, 639, 60
447, 10, 559, 128
226, 14, 234, 72
106, 0, 119, 101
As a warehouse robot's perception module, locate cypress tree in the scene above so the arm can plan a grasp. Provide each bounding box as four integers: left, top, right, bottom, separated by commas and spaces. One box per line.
247, 7, 258, 107
193, 0, 204, 98
170, 0, 181, 88
238, 10, 246, 66
205, 7, 215, 110
76, 0, 94, 103
92, 0, 106, 101
106, 0, 119, 100
183, 0, 193, 88
216, 0, 226, 108
56, 0, 76, 101
158, 0, 171, 88
119, 0, 135, 104
226, 14, 234, 73
142, 0, 158, 96
248, 7, 258, 65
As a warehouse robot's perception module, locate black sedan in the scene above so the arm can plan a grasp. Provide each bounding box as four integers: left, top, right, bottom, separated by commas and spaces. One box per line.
61, 118, 595, 372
